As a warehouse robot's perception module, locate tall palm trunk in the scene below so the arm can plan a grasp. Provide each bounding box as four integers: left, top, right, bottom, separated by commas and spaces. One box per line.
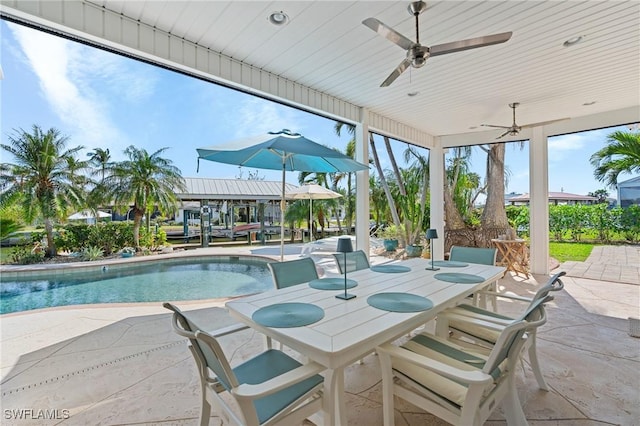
370, 133, 404, 245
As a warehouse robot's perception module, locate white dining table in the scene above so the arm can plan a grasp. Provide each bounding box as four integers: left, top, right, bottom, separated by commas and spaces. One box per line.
225, 257, 505, 426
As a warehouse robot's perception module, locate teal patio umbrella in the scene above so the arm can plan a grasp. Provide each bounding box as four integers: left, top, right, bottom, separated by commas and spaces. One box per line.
197, 129, 368, 261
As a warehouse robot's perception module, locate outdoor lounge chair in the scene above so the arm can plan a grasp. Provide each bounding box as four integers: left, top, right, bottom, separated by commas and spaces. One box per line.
376, 297, 548, 426
449, 245, 498, 310
268, 257, 319, 289
332, 249, 370, 274
164, 302, 325, 426
435, 271, 565, 391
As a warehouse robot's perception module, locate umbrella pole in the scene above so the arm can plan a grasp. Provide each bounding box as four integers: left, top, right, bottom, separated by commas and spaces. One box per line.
310, 198, 313, 242
280, 163, 285, 262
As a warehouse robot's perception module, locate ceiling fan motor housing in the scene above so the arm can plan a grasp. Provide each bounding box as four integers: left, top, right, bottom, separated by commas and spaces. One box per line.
408, 46, 429, 67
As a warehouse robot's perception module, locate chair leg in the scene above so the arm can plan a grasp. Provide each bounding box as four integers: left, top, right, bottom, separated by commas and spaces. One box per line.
528, 332, 549, 391
503, 373, 528, 425
378, 352, 396, 426
200, 384, 212, 426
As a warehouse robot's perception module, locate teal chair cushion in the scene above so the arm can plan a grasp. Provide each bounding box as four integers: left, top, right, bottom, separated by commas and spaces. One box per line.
333, 250, 370, 274
269, 258, 319, 289
449, 246, 496, 266
234, 349, 324, 424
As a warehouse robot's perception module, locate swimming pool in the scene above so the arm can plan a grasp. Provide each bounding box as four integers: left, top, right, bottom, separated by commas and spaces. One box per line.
0, 256, 274, 314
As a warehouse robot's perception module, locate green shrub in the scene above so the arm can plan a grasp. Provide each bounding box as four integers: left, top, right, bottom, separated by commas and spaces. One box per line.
10, 244, 45, 265
82, 245, 104, 261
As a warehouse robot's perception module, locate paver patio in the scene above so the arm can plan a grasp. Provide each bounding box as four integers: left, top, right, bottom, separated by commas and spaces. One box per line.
1, 245, 638, 425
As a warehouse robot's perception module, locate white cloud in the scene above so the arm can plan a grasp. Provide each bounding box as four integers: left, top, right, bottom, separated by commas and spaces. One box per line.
8, 24, 156, 159
548, 133, 586, 162
233, 98, 303, 138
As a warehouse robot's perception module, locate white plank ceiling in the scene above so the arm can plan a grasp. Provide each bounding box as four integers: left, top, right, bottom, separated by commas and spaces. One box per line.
4, 1, 640, 140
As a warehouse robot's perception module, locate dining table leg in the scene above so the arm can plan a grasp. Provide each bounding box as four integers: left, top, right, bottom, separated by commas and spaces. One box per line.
323, 367, 346, 426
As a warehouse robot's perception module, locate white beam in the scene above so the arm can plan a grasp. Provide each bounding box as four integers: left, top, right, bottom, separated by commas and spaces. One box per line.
429, 140, 445, 260
439, 106, 640, 148
529, 127, 550, 275
355, 109, 370, 257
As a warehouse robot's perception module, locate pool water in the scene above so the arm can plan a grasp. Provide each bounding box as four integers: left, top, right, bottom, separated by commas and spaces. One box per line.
0, 257, 274, 314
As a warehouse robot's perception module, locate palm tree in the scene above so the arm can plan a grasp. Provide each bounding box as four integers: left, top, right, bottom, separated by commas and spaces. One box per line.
0, 125, 86, 257
99, 146, 186, 248
590, 130, 640, 187
87, 148, 111, 181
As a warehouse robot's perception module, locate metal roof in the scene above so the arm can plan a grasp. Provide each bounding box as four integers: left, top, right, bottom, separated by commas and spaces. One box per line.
177, 177, 298, 201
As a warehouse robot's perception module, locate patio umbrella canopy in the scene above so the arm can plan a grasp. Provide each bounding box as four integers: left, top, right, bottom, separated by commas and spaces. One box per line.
286, 184, 342, 241
197, 129, 368, 260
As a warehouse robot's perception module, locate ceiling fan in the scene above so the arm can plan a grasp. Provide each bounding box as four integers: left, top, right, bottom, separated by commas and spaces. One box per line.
481, 103, 569, 139
363, 1, 512, 87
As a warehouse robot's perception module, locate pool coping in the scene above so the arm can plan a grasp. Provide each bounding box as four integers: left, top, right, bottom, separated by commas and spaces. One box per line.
0, 250, 279, 280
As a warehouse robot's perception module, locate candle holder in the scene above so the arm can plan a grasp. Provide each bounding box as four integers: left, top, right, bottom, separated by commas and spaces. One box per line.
425, 229, 440, 271
335, 237, 356, 300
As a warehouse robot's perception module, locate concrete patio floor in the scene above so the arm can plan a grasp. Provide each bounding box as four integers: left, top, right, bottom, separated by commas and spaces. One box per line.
1, 245, 639, 425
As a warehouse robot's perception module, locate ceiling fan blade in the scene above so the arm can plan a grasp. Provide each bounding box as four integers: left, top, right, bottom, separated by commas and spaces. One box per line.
429, 31, 512, 57
496, 129, 513, 139
362, 17, 415, 51
481, 124, 511, 129
521, 117, 570, 128
380, 58, 412, 87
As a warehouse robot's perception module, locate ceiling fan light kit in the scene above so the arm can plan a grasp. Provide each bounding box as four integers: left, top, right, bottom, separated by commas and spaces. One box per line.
363, 1, 512, 87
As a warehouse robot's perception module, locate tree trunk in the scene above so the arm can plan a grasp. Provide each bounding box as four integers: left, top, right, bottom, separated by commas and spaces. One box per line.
44, 218, 56, 258
133, 209, 144, 248
370, 133, 404, 246
481, 143, 510, 228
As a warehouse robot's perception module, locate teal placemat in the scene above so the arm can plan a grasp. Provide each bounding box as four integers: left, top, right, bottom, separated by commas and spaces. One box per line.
431, 260, 468, 268
434, 272, 485, 284
370, 265, 411, 273
252, 303, 324, 328
309, 278, 358, 290
367, 293, 433, 312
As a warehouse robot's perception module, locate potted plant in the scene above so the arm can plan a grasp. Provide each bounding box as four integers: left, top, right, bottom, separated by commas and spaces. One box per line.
377, 225, 400, 252
120, 247, 136, 258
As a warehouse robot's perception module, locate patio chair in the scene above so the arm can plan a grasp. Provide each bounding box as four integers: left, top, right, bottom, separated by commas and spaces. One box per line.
268, 257, 318, 289
164, 302, 325, 426
435, 271, 565, 391
376, 296, 548, 426
449, 245, 498, 310
332, 249, 370, 274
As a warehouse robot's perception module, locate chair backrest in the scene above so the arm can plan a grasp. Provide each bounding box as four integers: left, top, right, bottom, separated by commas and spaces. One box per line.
449, 245, 497, 265
163, 302, 238, 391
484, 296, 548, 376
332, 250, 370, 274
268, 257, 319, 289
531, 271, 565, 302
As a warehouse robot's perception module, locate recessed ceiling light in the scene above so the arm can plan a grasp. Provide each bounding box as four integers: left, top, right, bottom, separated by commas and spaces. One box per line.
268, 11, 289, 26
407, 91, 419, 97
563, 36, 583, 47
583, 101, 596, 106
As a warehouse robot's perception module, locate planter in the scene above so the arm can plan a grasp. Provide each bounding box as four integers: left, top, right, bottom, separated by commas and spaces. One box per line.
121, 252, 134, 258
405, 244, 423, 258
383, 239, 399, 251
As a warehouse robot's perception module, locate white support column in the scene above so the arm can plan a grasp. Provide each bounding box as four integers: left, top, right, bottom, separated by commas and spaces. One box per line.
529, 127, 550, 275
355, 109, 370, 256
430, 140, 445, 260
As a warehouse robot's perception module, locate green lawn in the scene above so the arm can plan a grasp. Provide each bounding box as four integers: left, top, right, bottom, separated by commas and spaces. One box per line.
548, 242, 594, 263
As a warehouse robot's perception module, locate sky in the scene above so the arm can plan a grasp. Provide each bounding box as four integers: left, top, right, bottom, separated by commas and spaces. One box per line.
1, 21, 635, 199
